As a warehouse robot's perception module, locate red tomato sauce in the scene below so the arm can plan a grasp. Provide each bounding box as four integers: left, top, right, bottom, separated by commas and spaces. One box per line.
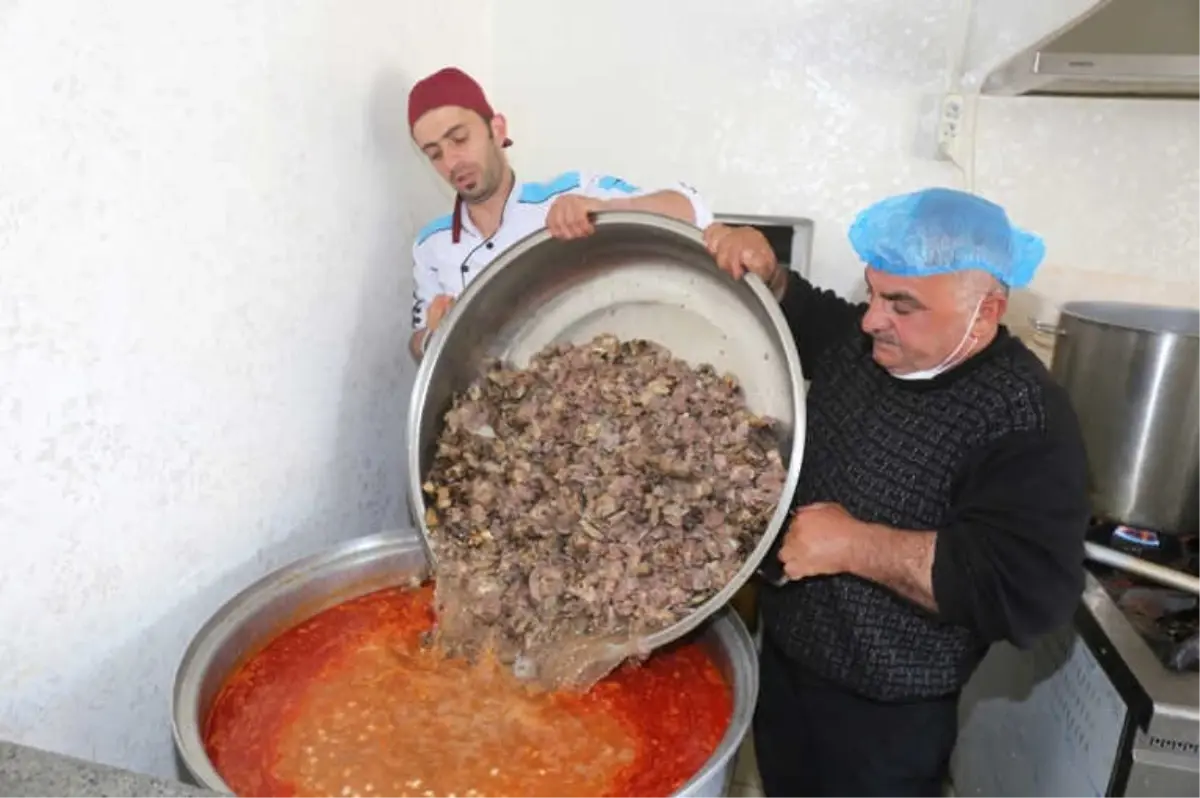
204, 583, 732, 797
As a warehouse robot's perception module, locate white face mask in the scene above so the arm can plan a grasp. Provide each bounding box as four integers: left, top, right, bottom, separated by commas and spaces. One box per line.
891, 298, 983, 381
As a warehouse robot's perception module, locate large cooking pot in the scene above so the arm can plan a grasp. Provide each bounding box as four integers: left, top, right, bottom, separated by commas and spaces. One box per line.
1037, 301, 1199, 534
407, 210, 806, 653
171, 531, 759, 798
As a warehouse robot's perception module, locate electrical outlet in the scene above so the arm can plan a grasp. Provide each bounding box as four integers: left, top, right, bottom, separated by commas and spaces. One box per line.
936, 92, 965, 158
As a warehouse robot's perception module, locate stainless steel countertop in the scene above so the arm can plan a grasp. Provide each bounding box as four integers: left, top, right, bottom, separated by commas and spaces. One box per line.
0, 741, 218, 798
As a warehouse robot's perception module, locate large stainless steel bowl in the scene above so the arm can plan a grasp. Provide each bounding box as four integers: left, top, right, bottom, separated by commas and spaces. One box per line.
171, 532, 759, 798
406, 210, 807, 653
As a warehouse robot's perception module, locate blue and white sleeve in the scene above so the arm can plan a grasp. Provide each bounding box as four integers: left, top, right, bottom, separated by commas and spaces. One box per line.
578, 172, 714, 229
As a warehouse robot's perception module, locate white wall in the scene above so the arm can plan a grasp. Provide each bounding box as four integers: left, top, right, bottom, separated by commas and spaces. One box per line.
492, 0, 1199, 316
0, 0, 487, 777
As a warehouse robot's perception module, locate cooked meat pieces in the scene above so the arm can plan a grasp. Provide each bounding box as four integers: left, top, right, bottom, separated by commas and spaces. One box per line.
423, 334, 787, 666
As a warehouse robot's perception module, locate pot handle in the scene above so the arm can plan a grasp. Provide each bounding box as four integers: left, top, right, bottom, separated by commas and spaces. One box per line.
756, 557, 790, 588
1029, 317, 1064, 336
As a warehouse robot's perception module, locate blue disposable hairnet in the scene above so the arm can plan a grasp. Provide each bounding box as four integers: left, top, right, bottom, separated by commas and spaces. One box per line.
847, 188, 1046, 289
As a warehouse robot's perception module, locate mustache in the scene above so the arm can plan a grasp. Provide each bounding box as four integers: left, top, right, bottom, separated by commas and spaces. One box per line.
868, 329, 899, 346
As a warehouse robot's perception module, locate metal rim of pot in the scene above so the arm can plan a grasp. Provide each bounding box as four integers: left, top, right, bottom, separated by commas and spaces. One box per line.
1031, 300, 1200, 338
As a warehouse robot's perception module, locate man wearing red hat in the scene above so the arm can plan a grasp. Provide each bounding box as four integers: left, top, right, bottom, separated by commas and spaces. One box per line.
406, 67, 713, 360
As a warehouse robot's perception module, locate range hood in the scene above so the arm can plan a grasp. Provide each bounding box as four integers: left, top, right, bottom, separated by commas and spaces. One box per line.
983, 0, 1199, 98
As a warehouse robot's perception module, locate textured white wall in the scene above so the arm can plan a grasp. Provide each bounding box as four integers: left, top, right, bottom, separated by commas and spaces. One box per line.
492, 0, 1198, 312
0, 0, 487, 778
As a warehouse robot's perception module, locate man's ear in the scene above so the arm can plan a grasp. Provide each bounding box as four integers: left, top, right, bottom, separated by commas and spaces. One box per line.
490, 113, 508, 144
980, 291, 1008, 325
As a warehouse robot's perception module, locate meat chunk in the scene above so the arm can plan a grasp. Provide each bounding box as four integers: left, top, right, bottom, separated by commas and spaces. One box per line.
423, 334, 787, 683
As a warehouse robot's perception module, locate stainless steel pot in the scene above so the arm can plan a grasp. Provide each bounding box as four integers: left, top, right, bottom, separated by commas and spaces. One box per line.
171, 532, 759, 798
1037, 301, 1199, 534
406, 210, 806, 654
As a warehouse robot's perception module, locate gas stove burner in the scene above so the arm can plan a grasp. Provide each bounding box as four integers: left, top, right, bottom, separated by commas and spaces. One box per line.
1111, 525, 1163, 551
1087, 519, 1197, 572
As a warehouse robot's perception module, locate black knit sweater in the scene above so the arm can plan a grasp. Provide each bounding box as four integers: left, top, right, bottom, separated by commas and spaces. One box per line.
759, 272, 1089, 702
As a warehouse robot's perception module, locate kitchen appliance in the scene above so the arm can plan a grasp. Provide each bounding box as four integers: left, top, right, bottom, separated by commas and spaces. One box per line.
407, 210, 807, 658
172, 531, 760, 798
1086, 522, 1199, 673
952, 520, 1199, 795
1037, 301, 1200, 536
1073, 520, 1198, 795
984, 0, 1199, 98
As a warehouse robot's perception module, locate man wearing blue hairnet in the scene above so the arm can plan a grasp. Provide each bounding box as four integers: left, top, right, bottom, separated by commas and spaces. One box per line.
705, 188, 1088, 797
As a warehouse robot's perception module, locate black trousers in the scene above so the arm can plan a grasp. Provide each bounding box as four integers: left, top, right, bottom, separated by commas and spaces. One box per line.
753, 634, 959, 797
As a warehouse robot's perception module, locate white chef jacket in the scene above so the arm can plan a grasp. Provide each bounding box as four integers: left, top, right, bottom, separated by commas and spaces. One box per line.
410, 171, 713, 330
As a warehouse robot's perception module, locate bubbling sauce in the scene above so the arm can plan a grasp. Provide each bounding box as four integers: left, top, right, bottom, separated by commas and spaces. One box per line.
203, 584, 732, 797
